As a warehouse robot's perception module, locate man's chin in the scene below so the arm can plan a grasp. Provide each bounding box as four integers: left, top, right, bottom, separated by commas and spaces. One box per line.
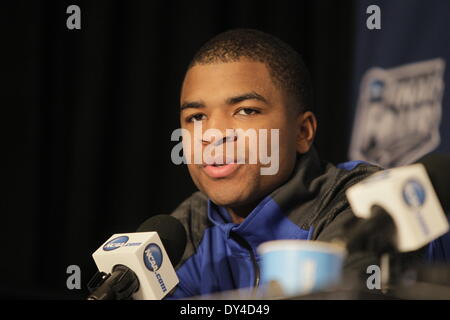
205, 191, 250, 208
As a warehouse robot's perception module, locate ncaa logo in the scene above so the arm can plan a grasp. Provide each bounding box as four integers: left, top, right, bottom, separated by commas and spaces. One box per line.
402, 178, 430, 236
143, 243, 163, 272
103, 236, 129, 251
402, 179, 426, 208
349, 58, 445, 168
369, 79, 385, 103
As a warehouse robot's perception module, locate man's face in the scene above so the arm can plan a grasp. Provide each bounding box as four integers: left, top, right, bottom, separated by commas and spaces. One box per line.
180, 60, 301, 210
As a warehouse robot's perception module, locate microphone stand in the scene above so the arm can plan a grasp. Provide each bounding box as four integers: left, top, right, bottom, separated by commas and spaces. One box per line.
87, 264, 139, 300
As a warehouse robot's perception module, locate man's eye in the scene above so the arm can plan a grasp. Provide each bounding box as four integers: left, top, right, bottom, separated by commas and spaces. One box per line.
236, 108, 260, 116
187, 113, 206, 122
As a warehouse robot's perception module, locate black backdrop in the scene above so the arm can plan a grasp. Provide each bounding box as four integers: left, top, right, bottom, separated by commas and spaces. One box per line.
3, 0, 358, 299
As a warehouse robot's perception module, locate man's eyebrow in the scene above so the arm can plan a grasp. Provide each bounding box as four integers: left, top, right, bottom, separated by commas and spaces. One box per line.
226, 91, 269, 105
180, 91, 268, 112
180, 101, 205, 112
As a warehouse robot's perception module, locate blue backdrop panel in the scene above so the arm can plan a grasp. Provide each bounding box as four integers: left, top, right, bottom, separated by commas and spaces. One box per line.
349, 0, 450, 262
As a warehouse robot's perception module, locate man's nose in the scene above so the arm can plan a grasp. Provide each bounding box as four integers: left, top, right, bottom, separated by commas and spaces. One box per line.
200, 114, 237, 146
203, 133, 238, 147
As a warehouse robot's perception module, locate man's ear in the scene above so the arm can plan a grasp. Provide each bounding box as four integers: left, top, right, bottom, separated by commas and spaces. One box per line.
296, 111, 317, 154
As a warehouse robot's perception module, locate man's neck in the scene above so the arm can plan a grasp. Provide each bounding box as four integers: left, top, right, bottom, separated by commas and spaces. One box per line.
226, 203, 258, 224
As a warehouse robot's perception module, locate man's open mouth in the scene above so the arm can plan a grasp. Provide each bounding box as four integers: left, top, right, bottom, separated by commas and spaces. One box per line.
202, 162, 240, 178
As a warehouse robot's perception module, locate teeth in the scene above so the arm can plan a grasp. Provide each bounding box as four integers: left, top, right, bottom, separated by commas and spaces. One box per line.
207, 161, 235, 166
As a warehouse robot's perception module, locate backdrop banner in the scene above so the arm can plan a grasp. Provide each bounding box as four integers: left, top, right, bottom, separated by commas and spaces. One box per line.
349, 0, 449, 168
349, 0, 450, 262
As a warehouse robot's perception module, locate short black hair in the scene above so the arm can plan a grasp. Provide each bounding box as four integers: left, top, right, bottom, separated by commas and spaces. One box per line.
188, 28, 313, 113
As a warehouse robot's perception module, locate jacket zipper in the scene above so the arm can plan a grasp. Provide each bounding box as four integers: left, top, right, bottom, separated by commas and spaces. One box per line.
230, 231, 260, 289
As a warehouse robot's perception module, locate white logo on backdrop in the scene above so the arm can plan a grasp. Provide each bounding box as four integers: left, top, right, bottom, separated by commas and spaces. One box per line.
349, 58, 446, 168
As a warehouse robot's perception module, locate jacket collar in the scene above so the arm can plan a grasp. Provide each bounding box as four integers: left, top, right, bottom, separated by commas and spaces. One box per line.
207, 148, 323, 252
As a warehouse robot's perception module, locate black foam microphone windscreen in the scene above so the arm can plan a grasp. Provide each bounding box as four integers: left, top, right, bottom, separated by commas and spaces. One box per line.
137, 214, 187, 267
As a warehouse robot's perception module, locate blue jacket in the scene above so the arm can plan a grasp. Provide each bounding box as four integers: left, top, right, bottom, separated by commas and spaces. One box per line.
167, 148, 433, 299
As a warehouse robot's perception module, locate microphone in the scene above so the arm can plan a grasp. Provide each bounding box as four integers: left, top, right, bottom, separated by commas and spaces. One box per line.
87, 214, 187, 300
345, 205, 398, 255
345, 154, 449, 254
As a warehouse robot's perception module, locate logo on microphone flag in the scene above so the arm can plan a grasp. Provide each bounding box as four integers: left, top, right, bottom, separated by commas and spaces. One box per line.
143, 243, 163, 272
103, 236, 129, 251
403, 179, 429, 236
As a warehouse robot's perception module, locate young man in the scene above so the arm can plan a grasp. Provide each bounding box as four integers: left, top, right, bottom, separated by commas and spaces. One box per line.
167, 29, 383, 298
